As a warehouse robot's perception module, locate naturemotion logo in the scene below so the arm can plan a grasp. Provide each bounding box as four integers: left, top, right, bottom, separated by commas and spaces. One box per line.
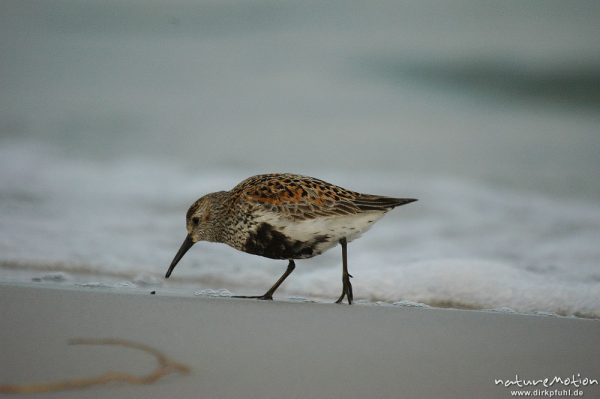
494, 374, 598, 389
494, 374, 598, 397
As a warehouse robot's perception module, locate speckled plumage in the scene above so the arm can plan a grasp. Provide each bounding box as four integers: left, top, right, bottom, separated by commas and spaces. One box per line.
165, 173, 417, 304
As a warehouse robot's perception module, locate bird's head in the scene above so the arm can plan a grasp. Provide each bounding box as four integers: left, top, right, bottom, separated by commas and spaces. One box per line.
165, 191, 227, 279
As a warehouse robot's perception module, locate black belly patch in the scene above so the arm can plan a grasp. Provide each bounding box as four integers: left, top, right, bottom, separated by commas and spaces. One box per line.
244, 223, 329, 259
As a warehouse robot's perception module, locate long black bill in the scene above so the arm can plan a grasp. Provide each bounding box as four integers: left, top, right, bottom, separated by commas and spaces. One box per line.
165, 234, 195, 278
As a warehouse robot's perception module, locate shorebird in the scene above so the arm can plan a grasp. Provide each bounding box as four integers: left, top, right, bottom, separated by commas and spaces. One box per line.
165, 173, 416, 304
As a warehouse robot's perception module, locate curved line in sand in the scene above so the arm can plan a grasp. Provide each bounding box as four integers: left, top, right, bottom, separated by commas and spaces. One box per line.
0, 338, 191, 394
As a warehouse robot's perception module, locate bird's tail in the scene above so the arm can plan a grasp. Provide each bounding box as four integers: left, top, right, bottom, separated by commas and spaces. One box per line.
352, 195, 417, 211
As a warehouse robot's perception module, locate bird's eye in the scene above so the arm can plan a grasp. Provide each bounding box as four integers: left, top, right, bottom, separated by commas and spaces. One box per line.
191, 216, 200, 225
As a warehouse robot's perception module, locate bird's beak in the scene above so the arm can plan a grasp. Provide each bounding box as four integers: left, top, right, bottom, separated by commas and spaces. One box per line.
165, 234, 195, 278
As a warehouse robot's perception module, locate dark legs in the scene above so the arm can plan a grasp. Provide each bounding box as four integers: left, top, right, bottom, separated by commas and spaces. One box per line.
233, 259, 295, 300
232, 241, 353, 304
335, 237, 353, 305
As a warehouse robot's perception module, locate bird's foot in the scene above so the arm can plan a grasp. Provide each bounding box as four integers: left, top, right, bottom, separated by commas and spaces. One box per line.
232, 294, 273, 301
334, 273, 353, 305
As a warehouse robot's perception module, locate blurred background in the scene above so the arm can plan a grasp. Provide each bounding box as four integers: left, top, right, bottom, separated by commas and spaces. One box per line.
1, 0, 599, 316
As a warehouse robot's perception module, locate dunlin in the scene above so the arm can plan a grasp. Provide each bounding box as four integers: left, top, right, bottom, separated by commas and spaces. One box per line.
165, 173, 416, 304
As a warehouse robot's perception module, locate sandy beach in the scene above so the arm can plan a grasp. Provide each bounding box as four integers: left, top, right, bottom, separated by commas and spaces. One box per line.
1, 283, 598, 398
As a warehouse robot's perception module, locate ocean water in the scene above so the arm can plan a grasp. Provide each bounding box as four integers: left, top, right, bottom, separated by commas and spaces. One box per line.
1, 0, 600, 317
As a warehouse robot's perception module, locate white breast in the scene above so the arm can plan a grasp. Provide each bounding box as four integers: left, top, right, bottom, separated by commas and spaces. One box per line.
254, 210, 387, 255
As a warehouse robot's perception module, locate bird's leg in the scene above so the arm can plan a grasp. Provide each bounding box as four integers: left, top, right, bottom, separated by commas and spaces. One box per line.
335, 237, 353, 305
233, 259, 295, 300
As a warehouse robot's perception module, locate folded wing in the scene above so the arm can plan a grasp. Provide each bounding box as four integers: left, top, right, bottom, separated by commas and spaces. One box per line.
232, 173, 416, 221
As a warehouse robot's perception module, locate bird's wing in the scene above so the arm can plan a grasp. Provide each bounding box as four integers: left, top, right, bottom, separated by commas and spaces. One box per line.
230, 174, 415, 221
230, 174, 359, 220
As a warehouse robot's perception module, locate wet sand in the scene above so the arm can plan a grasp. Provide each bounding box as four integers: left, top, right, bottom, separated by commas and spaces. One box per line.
1, 283, 599, 398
